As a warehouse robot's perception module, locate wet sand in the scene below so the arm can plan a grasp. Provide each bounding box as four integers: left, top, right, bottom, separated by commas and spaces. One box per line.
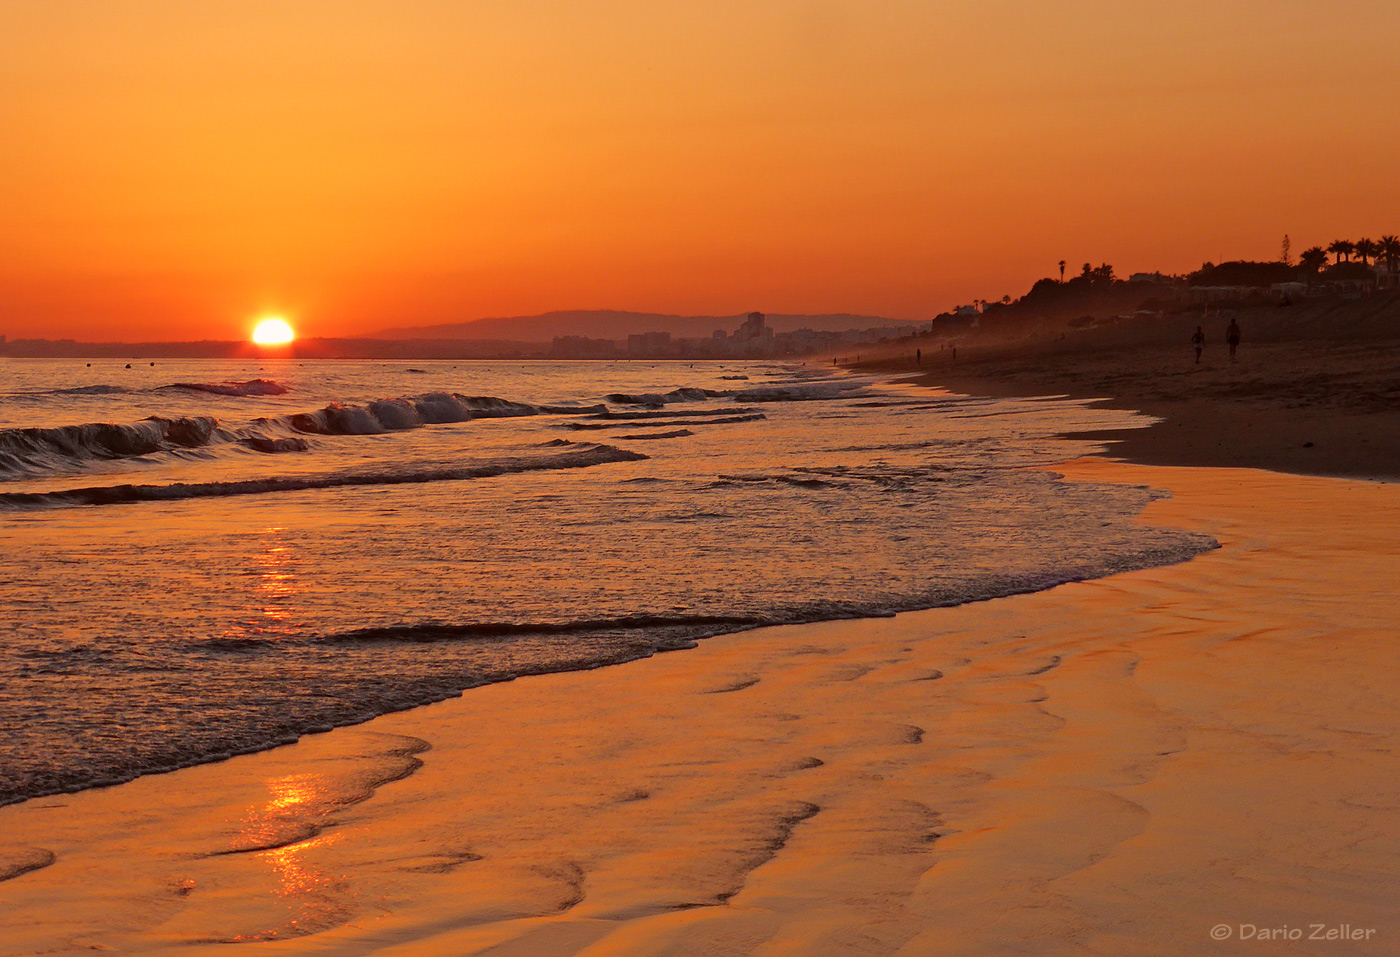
1, 458, 1396, 955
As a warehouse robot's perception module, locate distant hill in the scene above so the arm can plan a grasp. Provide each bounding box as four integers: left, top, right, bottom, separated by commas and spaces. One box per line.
368, 310, 923, 342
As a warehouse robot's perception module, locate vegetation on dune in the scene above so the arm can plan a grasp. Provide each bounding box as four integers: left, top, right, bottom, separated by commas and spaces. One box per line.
928, 232, 1397, 338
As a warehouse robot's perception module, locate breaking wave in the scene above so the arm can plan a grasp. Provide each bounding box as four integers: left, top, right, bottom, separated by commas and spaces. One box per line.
1, 377, 886, 479
168, 379, 289, 397
0, 416, 222, 476
0, 392, 613, 479
286, 393, 540, 435
0, 443, 647, 509
604, 387, 718, 405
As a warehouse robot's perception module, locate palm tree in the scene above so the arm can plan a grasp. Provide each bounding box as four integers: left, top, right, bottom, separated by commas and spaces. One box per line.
1378, 235, 1400, 274
1300, 247, 1328, 271
1058, 260, 1066, 283
1328, 239, 1354, 264
1299, 247, 1328, 288
1355, 238, 1378, 267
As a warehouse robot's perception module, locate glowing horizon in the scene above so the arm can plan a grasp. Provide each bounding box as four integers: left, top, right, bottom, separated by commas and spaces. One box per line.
2, 1, 1398, 342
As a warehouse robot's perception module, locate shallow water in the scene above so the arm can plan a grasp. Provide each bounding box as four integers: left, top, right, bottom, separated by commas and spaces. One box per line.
0, 357, 1214, 804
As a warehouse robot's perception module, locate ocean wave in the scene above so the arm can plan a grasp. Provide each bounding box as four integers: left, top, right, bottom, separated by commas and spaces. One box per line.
0, 443, 647, 509
604, 387, 718, 406
2, 375, 867, 480
167, 379, 289, 397
0, 416, 223, 477
585, 406, 760, 420
617, 429, 693, 440
239, 436, 311, 454
0, 391, 609, 478
539, 403, 608, 415
46, 384, 133, 396
321, 613, 767, 645
605, 381, 871, 406
9, 380, 290, 399
726, 382, 871, 402
565, 414, 766, 431
286, 393, 542, 435
714, 472, 843, 489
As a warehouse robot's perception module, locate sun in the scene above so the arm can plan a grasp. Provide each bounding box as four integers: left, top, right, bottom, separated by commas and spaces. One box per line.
252, 317, 295, 345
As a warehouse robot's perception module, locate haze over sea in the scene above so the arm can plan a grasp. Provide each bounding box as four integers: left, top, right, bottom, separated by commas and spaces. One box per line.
0, 359, 1213, 806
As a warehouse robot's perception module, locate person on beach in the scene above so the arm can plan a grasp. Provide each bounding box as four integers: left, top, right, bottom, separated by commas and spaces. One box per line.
1192, 325, 1205, 364
1227, 318, 1241, 361
916, 348, 921, 365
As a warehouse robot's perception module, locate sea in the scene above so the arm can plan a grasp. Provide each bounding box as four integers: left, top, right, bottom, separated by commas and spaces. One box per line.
0, 357, 1215, 806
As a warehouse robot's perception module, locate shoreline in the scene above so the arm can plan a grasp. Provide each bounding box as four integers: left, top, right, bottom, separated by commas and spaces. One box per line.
1, 455, 1395, 954
853, 307, 1400, 481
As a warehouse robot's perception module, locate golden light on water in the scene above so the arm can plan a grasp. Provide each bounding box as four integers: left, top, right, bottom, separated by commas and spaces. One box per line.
252, 318, 295, 345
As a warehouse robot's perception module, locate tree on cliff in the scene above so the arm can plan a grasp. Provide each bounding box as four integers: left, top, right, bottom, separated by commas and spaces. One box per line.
1076, 262, 1115, 285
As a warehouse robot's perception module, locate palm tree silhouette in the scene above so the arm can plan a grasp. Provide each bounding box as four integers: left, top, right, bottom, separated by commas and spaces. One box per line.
1327, 240, 1354, 264
1058, 260, 1066, 283
1299, 247, 1328, 288
1378, 236, 1400, 275
1355, 238, 1378, 267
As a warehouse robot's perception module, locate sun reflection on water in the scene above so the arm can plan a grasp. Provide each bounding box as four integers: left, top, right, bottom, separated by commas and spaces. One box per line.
255, 526, 299, 630
223, 774, 355, 942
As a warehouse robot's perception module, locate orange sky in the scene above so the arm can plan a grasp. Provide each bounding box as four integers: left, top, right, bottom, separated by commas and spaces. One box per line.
2, 0, 1397, 341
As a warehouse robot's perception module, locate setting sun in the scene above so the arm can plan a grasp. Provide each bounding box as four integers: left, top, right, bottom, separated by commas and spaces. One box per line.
252, 317, 295, 345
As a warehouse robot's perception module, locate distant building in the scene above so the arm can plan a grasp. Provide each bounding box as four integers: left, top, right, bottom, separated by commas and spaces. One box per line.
626, 331, 673, 357
550, 335, 619, 358
734, 311, 767, 342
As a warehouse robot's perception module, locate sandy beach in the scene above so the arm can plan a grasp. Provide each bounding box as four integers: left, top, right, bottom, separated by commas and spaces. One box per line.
862, 294, 1400, 480
1, 448, 1395, 955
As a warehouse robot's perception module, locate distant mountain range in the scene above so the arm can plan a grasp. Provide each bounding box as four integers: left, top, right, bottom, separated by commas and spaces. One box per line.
368, 310, 923, 342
